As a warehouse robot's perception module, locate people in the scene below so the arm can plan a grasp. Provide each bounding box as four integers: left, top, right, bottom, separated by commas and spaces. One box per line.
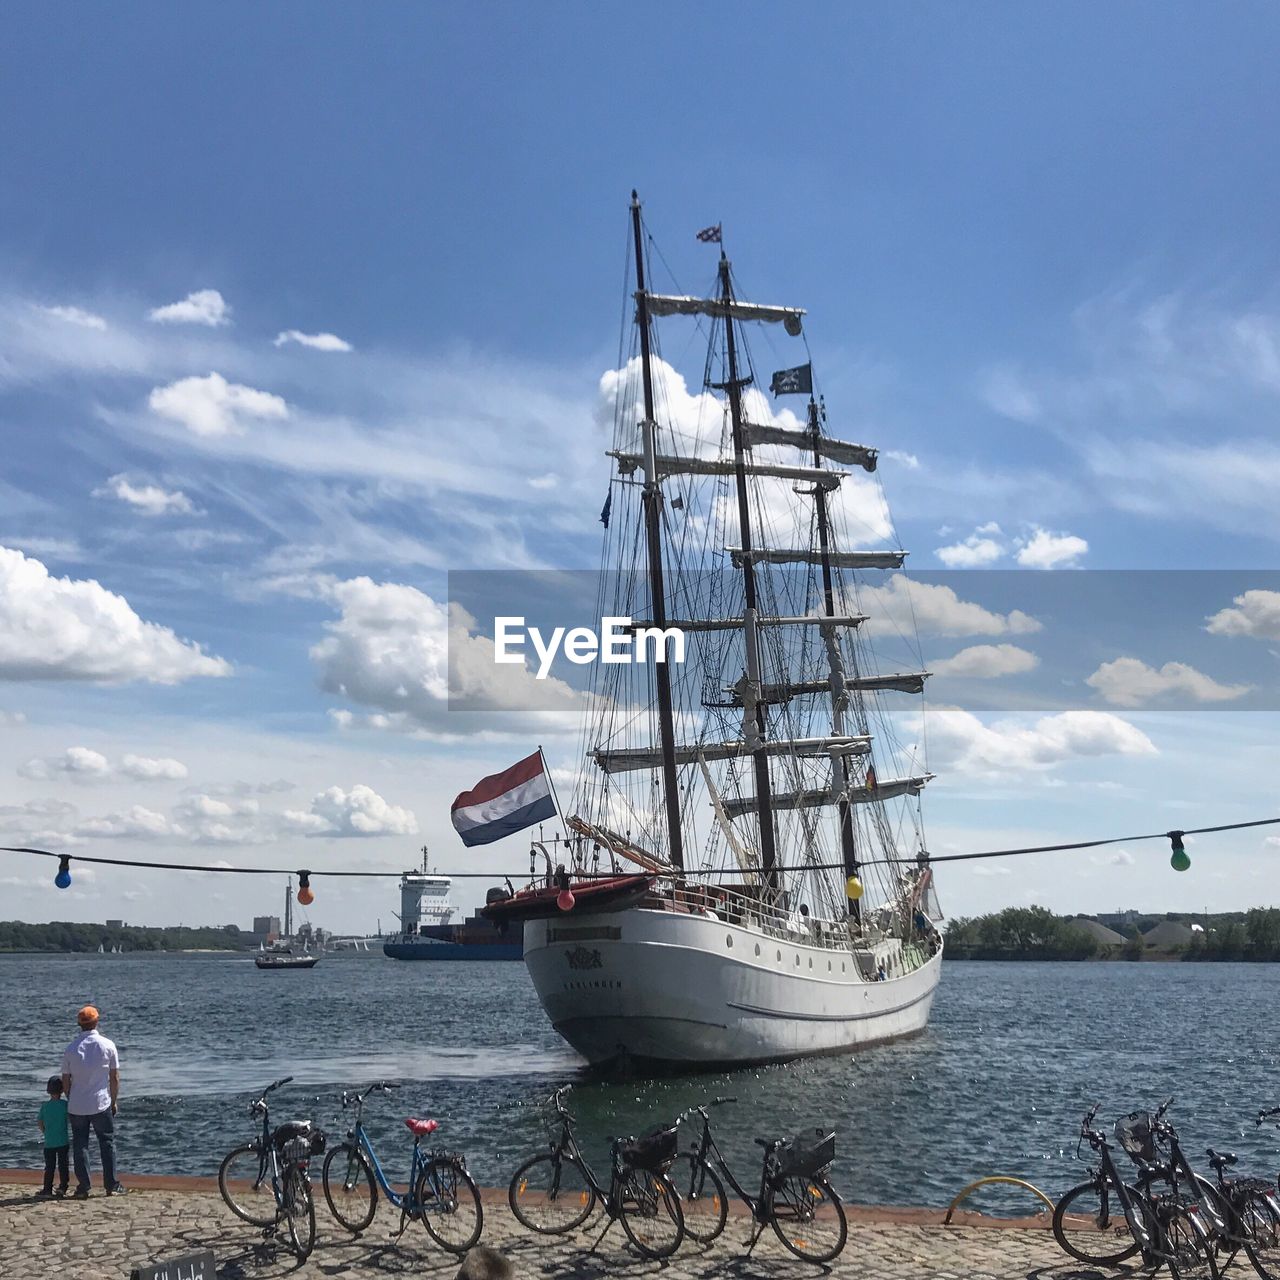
36, 1075, 69, 1198
876, 962, 887, 981
61, 1005, 124, 1197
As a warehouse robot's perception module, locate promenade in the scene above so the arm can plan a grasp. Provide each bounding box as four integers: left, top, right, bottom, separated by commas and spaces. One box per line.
0, 1172, 1107, 1280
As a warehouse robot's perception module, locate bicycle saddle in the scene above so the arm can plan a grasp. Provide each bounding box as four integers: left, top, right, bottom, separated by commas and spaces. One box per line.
1206, 1148, 1238, 1169
404, 1117, 439, 1136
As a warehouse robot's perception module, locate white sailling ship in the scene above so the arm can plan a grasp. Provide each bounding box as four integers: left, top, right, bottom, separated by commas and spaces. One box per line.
487, 193, 943, 1070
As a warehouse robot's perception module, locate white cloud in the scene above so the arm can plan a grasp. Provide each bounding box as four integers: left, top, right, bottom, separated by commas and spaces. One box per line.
1015, 526, 1088, 569
980, 365, 1042, 423
527, 474, 558, 490
35, 304, 107, 331
308, 576, 581, 735
924, 706, 1156, 774
273, 329, 352, 353
931, 644, 1039, 679
288, 784, 418, 837
18, 747, 189, 783
1206, 590, 1280, 640
1086, 657, 1252, 707
93, 474, 197, 517
119, 754, 189, 781
0, 710, 26, 725
148, 289, 230, 327
884, 450, 920, 470
148, 372, 288, 438
76, 805, 176, 839
936, 523, 1006, 568
859, 575, 1041, 638
19, 747, 111, 781
0, 546, 231, 684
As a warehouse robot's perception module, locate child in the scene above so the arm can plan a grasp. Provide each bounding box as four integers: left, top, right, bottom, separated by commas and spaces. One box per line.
37, 1075, 70, 1198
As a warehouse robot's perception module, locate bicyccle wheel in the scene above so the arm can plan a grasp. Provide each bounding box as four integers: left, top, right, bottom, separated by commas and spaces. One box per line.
281, 1166, 317, 1260
1162, 1201, 1221, 1280
508, 1153, 596, 1233
218, 1143, 278, 1228
668, 1152, 728, 1244
769, 1174, 848, 1264
616, 1167, 684, 1259
1052, 1180, 1147, 1266
1241, 1190, 1280, 1280
322, 1142, 378, 1234
414, 1156, 483, 1255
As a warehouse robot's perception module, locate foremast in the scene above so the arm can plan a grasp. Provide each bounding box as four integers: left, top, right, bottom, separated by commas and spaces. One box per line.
629, 192, 685, 873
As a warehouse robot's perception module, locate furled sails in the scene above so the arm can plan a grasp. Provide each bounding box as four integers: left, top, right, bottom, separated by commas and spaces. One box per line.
743, 421, 878, 473
722, 774, 933, 820
638, 291, 805, 335
729, 672, 931, 704
610, 451, 843, 489
728, 548, 906, 570
594, 735, 872, 775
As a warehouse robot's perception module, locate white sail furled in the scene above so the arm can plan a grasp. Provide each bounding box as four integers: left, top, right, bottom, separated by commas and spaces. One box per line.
639, 291, 804, 334
627, 613, 868, 631
610, 451, 844, 490
743, 421, 878, 472
594, 734, 871, 774
722, 774, 934, 820
728, 548, 906, 570
735, 671, 930, 704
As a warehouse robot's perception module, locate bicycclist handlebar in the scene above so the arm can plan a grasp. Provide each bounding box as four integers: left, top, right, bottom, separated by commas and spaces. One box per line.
248, 1075, 295, 1116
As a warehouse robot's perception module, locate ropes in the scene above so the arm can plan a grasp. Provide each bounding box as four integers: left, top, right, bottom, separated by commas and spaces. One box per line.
5, 813, 1280, 882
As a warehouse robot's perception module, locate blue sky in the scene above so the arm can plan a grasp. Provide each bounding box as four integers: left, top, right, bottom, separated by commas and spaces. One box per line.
3, 4, 1280, 930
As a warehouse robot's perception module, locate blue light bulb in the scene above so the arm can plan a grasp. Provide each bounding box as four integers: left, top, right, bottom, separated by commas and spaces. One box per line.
54, 856, 72, 889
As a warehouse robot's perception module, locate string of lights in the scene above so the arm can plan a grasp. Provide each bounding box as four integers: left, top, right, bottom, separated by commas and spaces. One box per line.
5, 813, 1278, 901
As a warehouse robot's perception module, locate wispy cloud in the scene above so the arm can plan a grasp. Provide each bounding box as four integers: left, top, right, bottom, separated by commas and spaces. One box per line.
149, 289, 230, 327
34, 303, 107, 331
274, 329, 352, 353
148, 372, 288, 437
93, 474, 198, 517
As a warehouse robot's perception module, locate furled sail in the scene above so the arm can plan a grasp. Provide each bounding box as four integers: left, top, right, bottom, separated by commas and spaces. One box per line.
639, 291, 804, 334
628, 614, 867, 631
722, 774, 933, 820
730, 671, 930, 704
728, 548, 906, 570
743, 421, 878, 472
611, 451, 843, 489
594, 734, 872, 774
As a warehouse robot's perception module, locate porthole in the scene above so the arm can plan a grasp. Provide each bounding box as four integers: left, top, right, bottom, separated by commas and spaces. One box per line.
726, 935, 733, 948
776, 950, 782, 962
794, 955, 800, 966
827, 960, 832, 972
808, 958, 813, 969
841, 963, 846, 973
754, 943, 761, 957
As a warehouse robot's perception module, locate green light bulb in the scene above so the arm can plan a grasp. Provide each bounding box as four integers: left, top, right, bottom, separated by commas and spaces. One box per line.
1170, 847, 1191, 873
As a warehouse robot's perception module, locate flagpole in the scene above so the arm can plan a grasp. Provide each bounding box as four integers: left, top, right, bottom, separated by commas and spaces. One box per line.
538, 745, 567, 831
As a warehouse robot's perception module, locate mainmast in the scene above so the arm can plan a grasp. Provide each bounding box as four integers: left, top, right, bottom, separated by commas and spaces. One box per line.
809, 395, 862, 925
717, 253, 779, 890
629, 192, 685, 873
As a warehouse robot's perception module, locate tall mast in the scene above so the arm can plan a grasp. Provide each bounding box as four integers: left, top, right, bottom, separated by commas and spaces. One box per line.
809, 396, 861, 925
629, 192, 685, 873
717, 252, 779, 890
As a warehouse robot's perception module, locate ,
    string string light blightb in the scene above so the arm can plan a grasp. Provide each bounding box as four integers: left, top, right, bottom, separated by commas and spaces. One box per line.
2, 811, 1279, 889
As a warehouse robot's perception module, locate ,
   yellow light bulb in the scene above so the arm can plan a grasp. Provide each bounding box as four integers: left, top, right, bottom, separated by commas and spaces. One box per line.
845, 876, 864, 901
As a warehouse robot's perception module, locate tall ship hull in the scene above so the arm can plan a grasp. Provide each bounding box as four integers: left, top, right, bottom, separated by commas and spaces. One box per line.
524, 907, 940, 1068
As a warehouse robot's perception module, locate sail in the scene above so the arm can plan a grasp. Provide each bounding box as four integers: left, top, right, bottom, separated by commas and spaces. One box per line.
732, 672, 930, 704
722, 774, 934, 820
611, 451, 844, 489
728, 548, 906, 570
743, 421, 878, 472
639, 291, 804, 333
594, 735, 871, 774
